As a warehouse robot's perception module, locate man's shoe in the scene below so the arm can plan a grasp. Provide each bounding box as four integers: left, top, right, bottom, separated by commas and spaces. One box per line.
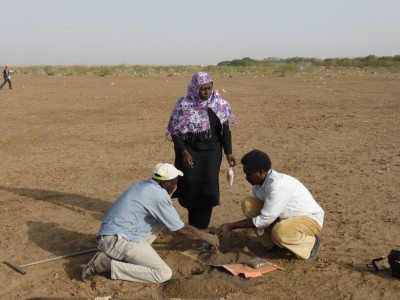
82, 251, 111, 283
308, 236, 321, 261
82, 252, 100, 283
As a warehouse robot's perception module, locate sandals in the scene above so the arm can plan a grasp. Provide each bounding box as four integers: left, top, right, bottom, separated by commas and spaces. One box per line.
82, 252, 100, 283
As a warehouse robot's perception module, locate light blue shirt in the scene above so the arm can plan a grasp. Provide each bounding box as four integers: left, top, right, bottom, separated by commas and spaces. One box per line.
252, 170, 324, 229
98, 179, 184, 242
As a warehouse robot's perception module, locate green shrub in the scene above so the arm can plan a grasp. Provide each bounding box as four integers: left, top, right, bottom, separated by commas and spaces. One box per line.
9, 55, 400, 77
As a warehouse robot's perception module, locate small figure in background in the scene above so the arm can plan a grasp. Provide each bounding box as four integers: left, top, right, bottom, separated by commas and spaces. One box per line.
0, 65, 12, 90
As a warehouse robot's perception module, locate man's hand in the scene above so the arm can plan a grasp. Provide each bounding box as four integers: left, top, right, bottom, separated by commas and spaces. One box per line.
216, 223, 233, 238
176, 224, 219, 250
201, 232, 219, 249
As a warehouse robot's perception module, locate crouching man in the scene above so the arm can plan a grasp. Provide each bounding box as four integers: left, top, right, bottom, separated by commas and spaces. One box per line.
217, 150, 324, 261
82, 162, 219, 283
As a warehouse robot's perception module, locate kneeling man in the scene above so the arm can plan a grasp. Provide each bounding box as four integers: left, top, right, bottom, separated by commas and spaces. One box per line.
217, 150, 324, 261
82, 162, 219, 283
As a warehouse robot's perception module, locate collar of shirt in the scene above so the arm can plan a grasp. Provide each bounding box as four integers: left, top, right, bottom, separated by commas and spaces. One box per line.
253, 169, 273, 194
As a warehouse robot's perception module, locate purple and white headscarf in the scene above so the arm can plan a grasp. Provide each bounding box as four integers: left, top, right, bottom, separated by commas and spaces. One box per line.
166, 72, 237, 141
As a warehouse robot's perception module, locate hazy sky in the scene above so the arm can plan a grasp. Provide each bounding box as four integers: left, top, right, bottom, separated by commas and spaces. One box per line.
3, 0, 399, 66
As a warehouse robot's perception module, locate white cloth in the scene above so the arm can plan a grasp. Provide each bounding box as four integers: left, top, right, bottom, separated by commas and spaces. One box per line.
252, 170, 324, 232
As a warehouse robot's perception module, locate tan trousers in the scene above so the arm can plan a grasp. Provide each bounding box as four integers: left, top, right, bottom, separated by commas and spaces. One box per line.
98, 223, 171, 283
242, 197, 322, 259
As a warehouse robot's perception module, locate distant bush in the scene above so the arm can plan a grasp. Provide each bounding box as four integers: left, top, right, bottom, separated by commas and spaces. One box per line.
217, 55, 400, 73
218, 57, 258, 67
9, 55, 400, 77
272, 63, 299, 76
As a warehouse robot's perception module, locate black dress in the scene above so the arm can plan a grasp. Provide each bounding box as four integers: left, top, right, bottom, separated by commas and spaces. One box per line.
172, 109, 232, 210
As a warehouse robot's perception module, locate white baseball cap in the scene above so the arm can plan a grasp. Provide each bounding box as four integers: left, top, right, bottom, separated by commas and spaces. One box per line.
152, 163, 183, 181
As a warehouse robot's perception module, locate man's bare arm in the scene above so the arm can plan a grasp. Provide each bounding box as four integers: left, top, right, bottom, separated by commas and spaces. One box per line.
176, 224, 219, 247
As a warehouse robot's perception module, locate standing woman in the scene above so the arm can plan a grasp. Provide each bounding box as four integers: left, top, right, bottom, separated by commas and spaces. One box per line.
166, 72, 238, 230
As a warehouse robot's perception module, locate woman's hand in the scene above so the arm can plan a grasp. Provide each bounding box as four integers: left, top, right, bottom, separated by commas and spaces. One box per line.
182, 149, 194, 168
226, 154, 237, 167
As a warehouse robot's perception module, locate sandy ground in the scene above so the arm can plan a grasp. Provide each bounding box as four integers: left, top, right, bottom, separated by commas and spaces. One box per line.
0, 72, 399, 300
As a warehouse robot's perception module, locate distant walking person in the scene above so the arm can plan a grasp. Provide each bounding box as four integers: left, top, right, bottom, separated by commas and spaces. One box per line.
0, 65, 12, 89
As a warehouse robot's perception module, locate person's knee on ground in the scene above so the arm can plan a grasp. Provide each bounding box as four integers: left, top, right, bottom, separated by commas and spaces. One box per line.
153, 266, 173, 283
110, 261, 172, 283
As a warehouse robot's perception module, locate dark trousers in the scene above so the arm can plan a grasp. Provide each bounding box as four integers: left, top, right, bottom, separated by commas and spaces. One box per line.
187, 207, 213, 229
0, 78, 12, 89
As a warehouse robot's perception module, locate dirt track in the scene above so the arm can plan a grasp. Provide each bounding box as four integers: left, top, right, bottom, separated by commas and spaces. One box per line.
0, 72, 399, 299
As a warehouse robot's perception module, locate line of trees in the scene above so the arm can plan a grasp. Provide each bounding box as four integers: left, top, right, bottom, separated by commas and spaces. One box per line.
217, 55, 400, 68
10, 55, 400, 77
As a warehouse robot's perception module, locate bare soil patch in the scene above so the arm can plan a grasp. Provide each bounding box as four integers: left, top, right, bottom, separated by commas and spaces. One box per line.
0, 72, 399, 299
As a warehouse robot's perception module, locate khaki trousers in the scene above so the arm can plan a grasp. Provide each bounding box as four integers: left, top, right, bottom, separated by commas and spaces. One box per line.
98, 224, 172, 283
242, 197, 322, 259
